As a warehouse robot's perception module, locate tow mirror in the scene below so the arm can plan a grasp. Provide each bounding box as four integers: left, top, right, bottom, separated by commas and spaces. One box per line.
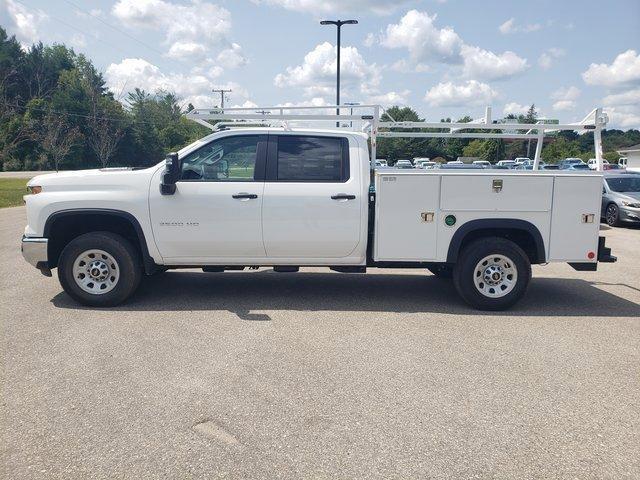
160, 152, 181, 195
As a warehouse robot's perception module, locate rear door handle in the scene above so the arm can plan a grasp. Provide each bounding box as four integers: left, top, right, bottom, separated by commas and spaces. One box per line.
232, 193, 258, 199
331, 194, 356, 200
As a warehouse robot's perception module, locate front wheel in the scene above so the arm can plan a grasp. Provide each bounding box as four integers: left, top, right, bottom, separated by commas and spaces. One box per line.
58, 232, 142, 307
453, 237, 531, 311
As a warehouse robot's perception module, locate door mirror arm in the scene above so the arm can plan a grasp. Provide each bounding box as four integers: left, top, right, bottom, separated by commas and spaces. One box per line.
160, 152, 181, 195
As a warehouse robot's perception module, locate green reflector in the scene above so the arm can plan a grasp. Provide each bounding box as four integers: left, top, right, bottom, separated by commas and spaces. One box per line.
445, 215, 456, 226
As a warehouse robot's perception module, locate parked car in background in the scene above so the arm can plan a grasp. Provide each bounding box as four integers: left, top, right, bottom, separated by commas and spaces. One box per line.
559, 158, 586, 169
497, 160, 517, 168
565, 163, 590, 171
421, 161, 438, 169
394, 159, 414, 169
439, 163, 484, 170
472, 160, 492, 168
601, 172, 640, 226
521, 159, 545, 168
541, 164, 560, 170
447, 160, 463, 165
376, 159, 388, 167
514, 157, 530, 166
604, 163, 622, 170
588, 158, 610, 170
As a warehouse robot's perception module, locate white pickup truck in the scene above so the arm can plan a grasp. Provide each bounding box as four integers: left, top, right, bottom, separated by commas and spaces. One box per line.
21, 106, 616, 310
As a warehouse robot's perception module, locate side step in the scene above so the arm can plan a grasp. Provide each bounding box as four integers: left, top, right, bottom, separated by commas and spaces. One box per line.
330, 266, 367, 273
202, 266, 245, 272
273, 266, 299, 273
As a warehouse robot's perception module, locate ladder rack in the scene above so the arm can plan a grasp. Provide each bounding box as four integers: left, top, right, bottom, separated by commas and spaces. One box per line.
185, 105, 609, 171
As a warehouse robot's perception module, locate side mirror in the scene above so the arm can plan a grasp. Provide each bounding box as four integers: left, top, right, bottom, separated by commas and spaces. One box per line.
160, 152, 181, 195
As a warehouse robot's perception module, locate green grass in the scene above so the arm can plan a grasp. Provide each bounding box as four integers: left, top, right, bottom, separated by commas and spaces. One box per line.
0, 178, 29, 208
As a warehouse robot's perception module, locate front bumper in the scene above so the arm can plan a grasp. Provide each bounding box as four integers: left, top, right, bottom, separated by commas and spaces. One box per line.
619, 207, 640, 223
21, 236, 51, 276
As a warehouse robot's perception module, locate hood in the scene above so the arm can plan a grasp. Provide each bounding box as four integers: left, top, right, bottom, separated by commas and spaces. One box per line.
28, 166, 161, 192
618, 191, 640, 202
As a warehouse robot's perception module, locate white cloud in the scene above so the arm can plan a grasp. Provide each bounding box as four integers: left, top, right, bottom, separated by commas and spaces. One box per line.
603, 89, 640, 107
551, 86, 580, 111
367, 89, 411, 106
552, 86, 581, 101
503, 102, 530, 116
70, 33, 87, 49
538, 47, 565, 70
274, 42, 380, 98
252, 0, 412, 15
112, 0, 246, 68
425, 80, 498, 107
216, 43, 247, 69
499, 18, 541, 34
602, 88, 640, 129
363, 33, 376, 48
605, 106, 640, 128
461, 45, 528, 81
582, 50, 640, 87
166, 41, 207, 60
380, 10, 463, 65
379, 10, 527, 80
3, 0, 48, 46
552, 100, 575, 112
105, 58, 251, 107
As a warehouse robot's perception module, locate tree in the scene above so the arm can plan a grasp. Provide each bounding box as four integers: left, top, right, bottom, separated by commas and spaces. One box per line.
38, 113, 81, 170
85, 81, 124, 168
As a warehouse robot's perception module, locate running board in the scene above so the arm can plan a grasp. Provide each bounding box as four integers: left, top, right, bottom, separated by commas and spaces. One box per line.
330, 266, 367, 273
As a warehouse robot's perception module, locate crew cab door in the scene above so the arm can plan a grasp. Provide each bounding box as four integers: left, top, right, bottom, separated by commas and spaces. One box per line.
149, 134, 267, 262
261, 134, 362, 259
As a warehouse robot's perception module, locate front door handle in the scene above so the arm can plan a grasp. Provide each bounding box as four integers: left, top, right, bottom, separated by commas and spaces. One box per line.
331, 194, 356, 200
232, 193, 258, 199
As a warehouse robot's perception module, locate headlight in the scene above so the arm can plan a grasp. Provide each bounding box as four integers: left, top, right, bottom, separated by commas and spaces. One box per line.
621, 200, 640, 208
27, 185, 42, 195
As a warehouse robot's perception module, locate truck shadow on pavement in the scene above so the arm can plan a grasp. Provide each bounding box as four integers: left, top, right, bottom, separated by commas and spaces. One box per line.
50, 270, 640, 320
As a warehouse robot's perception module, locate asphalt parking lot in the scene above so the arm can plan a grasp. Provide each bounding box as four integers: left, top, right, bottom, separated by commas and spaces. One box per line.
1, 206, 639, 479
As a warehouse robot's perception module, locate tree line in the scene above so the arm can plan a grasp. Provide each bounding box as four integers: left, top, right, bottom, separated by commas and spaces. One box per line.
1, 28, 638, 171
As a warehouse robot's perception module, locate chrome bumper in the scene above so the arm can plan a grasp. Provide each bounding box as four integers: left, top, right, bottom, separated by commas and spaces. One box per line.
21, 236, 50, 275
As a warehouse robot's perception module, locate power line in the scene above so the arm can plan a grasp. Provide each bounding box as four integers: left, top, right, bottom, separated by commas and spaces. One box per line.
14, 0, 136, 60
60, 0, 166, 57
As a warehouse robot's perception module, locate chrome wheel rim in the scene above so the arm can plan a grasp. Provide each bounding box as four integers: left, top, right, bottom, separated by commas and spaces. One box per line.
72, 249, 120, 295
473, 254, 518, 298
606, 205, 617, 225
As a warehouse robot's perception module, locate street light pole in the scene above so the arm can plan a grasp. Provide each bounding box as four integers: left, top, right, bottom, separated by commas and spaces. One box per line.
320, 19, 358, 127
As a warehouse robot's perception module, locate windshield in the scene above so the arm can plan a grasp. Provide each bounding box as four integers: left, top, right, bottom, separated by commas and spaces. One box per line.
606, 176, 640, 193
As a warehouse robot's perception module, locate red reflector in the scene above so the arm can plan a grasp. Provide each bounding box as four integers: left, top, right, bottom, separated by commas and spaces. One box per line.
587, 251, 595, 260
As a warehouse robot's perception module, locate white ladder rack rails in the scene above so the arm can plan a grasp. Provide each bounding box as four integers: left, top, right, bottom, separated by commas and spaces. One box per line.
377, 106, 609, 171
184, 105, 609, 171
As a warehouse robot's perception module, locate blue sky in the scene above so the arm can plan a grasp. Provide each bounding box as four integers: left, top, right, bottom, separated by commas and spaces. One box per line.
2, 0, 639, 128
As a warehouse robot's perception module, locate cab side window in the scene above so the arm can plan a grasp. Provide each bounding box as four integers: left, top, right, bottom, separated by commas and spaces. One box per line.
180, 135, 262, 181
275, 135, 349, 182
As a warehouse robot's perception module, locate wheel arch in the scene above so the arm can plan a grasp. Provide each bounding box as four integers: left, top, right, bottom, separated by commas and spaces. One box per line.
44, 209, 158, 274
446, 219, 546, 265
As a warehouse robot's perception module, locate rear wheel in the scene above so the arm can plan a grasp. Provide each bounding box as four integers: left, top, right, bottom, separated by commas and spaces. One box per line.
453, 237, 531, 311
58, 232, 142, 307
605, 203, 620, 227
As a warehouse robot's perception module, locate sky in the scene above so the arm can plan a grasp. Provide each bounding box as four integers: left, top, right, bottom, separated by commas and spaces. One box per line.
2, 0, 639, 128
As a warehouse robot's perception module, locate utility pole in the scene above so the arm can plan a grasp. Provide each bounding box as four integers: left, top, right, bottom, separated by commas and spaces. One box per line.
320, 19, 358, 127
212, 88, 232, 110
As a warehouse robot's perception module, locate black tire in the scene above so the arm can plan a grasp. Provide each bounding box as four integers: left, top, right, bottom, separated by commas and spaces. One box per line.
453, 237, 531, 311
58, 232, 142, 307
605, 203, 620, 227
427, 263, 453, 279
